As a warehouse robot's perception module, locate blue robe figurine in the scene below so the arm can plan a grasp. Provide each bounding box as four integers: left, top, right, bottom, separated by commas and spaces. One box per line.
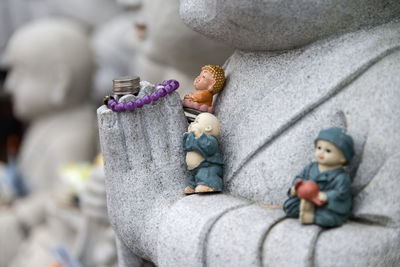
182, 132, 223, 192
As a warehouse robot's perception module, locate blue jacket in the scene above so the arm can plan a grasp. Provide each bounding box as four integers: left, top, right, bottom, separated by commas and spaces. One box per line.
283, 162, 352, 227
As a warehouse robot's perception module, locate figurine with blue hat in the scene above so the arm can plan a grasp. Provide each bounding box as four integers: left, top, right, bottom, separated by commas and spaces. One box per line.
283, 127, 354, 227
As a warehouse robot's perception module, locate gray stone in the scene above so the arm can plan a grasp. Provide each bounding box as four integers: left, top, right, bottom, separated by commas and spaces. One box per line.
180, 0, 400, 51
45, 0, 121, 28
91, 13, 137, 101
98, 83, 188, 261
262, 219, 321, 267
0, 212, 23, 267
125, 0, 234, 97
77, 166, 118, 267
139, 0, 233, 79
315, 222, 400, 267
1, 18, 97, 266
206, 204, 284, 267
116, 237, 152, 267
157, 194, 248, 267
98, 1, 400, 266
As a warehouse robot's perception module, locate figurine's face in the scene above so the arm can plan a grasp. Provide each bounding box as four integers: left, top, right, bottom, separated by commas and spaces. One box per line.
194, 69, 215, 92
188, 113, 220, 138
314, 140, 346, 167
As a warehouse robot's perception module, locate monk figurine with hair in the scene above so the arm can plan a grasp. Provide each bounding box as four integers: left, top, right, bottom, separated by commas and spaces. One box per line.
283, 127, 355, 227
182, 65, 225, 113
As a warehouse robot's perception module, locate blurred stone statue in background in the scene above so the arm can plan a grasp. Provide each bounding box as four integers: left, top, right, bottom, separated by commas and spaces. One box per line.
0, 0, 121, 60
129, 0, 233, 97
3, 18, 96, 191
92, 0, 234, 101
91, 0, 142, 102
0, 18, 97, 266
98, 0, 400, 266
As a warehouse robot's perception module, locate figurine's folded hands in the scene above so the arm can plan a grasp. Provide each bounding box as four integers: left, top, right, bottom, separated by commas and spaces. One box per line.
97, 81, 188, 260
183, 92, 193, 100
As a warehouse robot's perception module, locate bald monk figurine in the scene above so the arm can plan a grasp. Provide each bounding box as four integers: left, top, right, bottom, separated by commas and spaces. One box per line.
182, 113, 223, 194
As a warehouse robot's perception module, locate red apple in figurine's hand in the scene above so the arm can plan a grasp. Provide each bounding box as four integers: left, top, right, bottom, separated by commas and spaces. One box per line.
297, 180, 324, 206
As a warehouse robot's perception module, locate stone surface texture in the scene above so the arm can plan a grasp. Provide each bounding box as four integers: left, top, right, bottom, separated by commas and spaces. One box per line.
180, 0, 400, 51
98, 1, 400, 266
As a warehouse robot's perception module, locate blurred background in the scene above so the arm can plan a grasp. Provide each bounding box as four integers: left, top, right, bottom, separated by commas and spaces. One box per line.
0, 0, 232, 266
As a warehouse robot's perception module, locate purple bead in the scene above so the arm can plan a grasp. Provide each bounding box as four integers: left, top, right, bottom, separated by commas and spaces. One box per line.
126, 101, 136, 111
150, 92, 160, 102
109, 101, 117, 109
116, 103, 125, 112
112, 104, 119, 112
155, 83, 162, 87
170, 81, 179, 90
107, 100, 116, 108
157, 87, 167, 97
135, 99, 144, 108
165, 85, 174, 93
142, 95, 151, 104
162, 80, 169, 86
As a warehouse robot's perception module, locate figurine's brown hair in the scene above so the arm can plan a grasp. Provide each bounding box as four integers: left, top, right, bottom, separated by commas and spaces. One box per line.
202, 65, 225, 95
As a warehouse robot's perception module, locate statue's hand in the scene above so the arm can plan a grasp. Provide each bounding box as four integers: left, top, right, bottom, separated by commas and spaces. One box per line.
97, 81, 188, 259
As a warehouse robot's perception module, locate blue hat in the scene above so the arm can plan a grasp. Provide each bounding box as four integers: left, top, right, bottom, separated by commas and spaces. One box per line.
315, 127, 354, 163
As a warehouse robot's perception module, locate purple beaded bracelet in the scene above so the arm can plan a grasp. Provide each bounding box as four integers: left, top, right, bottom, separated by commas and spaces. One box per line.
105, 80, 179, 112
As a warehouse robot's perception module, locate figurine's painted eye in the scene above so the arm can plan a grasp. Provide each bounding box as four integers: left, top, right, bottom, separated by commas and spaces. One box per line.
202, 75, 206, 78
326, 149, 331, 153
318, 146, 321, 150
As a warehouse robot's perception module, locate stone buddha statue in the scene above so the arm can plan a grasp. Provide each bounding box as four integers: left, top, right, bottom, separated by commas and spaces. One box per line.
0, 18, 97, 267
98, 1, 400, 266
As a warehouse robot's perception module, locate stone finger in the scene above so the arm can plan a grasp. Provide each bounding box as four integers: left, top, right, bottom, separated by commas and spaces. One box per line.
162, 91, 188, 163
117, 88, 153, 169
139, 83, 171, 169
97, 105, 130, 177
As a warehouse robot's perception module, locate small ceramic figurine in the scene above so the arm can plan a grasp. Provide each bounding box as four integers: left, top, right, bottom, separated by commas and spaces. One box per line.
283, 127, 354, 227
182, 65, 225, 113
182, 113, 223, 194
